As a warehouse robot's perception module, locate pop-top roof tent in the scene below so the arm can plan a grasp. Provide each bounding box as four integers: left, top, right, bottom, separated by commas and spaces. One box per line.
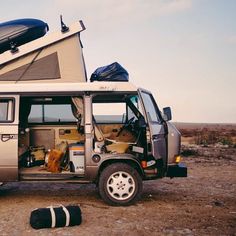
0, 19, 87, 84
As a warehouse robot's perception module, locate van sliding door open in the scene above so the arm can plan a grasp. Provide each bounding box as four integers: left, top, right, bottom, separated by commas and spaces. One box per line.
0, 95, 19, 181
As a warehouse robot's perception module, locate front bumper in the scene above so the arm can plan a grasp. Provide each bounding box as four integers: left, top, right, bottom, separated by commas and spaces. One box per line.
166, 163, 187, 178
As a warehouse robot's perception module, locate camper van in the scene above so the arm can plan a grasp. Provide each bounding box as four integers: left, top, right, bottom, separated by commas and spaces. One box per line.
0, 20, 187, 206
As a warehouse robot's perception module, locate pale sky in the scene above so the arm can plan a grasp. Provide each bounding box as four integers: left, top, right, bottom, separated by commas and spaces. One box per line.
1, 0, 236, 123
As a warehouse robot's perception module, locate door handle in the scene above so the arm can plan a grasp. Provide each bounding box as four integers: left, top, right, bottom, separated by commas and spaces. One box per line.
152, 134, 165, 141
152, 135, 159, 141
1, 134, 14, 142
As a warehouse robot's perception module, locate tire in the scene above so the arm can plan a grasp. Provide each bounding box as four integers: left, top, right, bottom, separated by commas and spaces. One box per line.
98, 163, 143, 206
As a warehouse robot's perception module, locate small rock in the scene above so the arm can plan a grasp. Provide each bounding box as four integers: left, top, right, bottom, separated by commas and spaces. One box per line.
116, 220, 122, 224
215, 185, 222, 188
176, 228, 192, 235
213, 200, 224, 207
163, 228, 193, 236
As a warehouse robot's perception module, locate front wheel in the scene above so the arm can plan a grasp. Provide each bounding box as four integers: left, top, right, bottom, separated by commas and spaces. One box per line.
98, 163, 143, 206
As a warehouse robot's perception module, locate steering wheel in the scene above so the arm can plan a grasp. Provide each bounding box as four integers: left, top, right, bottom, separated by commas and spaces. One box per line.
117, 117, 135, 137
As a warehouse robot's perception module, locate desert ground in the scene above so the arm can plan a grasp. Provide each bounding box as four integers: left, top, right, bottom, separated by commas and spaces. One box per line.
0, 123, 235, 236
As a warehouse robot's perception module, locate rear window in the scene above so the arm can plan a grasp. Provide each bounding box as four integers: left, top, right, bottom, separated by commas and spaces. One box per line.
0, 98, 14, 122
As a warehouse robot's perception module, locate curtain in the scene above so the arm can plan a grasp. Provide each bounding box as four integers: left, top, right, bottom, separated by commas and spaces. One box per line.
71, 97, 84, 127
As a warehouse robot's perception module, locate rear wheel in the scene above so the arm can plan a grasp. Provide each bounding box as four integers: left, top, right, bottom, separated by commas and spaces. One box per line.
98, 163, 142, 206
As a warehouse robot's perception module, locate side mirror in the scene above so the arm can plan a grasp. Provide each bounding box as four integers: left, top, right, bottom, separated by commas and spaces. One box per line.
163, 107, 172, 121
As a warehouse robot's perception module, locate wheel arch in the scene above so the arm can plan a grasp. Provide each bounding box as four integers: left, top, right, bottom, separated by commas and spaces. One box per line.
96, 158, 144, 184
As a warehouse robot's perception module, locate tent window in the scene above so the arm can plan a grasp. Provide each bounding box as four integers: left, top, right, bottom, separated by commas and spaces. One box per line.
0, 52, 61, 81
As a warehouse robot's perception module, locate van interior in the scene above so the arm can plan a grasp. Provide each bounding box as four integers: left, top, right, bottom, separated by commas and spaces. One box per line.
18, 93, 147, 180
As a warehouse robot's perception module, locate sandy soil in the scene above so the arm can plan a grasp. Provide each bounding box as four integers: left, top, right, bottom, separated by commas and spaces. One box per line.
0, 148, 235, 236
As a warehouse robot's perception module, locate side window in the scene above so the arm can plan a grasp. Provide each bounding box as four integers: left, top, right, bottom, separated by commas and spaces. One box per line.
44, 105, 77, 122
28, 104, 77, 123
127, 95, 144, 120
93, 103, 126, 123
141, 92, 160, 123
127, 106, 137, 121
28, 105, 43, 123
0, 98, 14, 122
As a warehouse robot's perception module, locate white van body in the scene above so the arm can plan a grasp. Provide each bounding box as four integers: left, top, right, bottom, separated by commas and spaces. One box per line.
0, 21, 186, 206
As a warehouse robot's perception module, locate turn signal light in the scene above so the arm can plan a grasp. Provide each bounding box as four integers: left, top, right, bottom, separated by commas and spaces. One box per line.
141, 161, 147, 168
175, 156, 181, 163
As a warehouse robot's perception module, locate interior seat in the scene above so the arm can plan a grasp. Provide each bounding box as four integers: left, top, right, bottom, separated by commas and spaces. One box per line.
93, 118, 139, 154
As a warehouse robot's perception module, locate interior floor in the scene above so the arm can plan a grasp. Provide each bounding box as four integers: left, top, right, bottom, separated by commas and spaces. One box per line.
19, 166, 84, 181
19, 166, 71, 174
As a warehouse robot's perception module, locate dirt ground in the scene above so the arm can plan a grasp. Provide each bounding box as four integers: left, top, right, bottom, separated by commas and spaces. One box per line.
0, 147, 235, 236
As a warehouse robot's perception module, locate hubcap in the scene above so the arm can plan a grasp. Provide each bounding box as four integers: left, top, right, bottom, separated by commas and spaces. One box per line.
107, 171, 135, 200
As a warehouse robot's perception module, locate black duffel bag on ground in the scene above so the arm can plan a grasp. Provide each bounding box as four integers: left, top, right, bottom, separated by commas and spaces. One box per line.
30, 205, 82, 229
90, 62, 129, 82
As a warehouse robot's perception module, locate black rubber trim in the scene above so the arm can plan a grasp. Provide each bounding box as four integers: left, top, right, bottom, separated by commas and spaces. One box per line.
166, 163, 187, 178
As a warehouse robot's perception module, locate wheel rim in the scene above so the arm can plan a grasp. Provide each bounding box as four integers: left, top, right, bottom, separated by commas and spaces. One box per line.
106, 171, 136, 201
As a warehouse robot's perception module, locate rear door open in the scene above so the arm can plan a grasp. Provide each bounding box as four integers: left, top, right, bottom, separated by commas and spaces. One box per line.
0, 95, 19, 181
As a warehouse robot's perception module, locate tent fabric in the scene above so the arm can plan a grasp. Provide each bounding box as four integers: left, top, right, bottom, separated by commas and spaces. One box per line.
0, 34, 87, 83
0, 52, 60, 81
